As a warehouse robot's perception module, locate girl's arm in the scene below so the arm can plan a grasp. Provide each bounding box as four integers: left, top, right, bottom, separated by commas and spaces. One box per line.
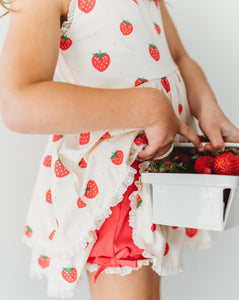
0, 0, 166, 135
159, 1, 239, 152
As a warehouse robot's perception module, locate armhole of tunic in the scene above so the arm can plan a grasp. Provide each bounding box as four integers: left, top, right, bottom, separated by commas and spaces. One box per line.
60, 0, 78, 37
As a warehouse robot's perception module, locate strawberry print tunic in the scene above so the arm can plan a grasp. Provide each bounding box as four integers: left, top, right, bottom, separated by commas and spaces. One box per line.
21, 0, 217, 297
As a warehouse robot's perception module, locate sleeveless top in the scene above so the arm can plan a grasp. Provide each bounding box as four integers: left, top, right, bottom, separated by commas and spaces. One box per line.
21, 0, 216, 297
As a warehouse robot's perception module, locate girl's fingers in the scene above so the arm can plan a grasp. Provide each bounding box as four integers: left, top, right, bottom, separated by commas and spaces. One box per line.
203, 129, 225, 152
177, 120, 202, 149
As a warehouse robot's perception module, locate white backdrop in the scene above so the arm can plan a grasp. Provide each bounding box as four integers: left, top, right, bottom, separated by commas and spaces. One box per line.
0, 1, 239, 299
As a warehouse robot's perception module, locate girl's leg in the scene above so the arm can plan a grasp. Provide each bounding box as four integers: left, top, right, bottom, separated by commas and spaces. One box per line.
86, 263, 161, 300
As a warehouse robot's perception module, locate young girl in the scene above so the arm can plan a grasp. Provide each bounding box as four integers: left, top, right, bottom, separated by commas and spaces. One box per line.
1, 0, 239, 299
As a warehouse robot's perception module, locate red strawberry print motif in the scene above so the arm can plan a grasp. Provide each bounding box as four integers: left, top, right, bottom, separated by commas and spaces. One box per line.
77, 196, 87, 208
134, 133, 148, 146
135, 77, 148, 86
136, 194, 142, 208
92, 51, 111, 72
60, 35, 72, 51
49, 229, 56, 240
25, 225, 32, 238
151, 223, 156, 232
120, 20, 133, 35
78, 0, 95, 13
161, 77, 170, 93
154, 23, 161, 35
84, 241, 90, 249
176, 73, 182, 82
56, 218, 59, 228
62, 267, 77, 283
52, 135, 63, 142
38, 255, 50, 268
85, 180, 99, 198
46, 189, 52, 204
164, 242, 169, 256
154, 0, 159, 8
54, 158, 70, 178
132, 0, 138, 4
79, 132, 90, 145
185, 228, 198, 238
110, 150, 124, 165
78, 158, 87, 168
100, 131, 111, 139
43, 155, 52, 167
149, 43, 160, 61
178, 104, 183, 115
172, 226, 178, 229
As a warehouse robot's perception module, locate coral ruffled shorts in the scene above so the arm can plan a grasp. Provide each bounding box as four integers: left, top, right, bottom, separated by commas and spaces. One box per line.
86, 160, 149, 283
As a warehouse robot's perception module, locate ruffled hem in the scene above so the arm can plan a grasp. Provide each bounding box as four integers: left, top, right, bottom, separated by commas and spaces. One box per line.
60, 0, 78, 37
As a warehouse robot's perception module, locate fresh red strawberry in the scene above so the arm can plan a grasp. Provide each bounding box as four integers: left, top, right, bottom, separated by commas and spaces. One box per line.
154, 23, 161, 34
92, 51, 111, 72
178, 104, 183, 114
161, 77, 170, 93
213, 152, 239, 175
79, 132, 90, 145
43, 155, 52, 167
54, 158, 70, 178
78, 0, 95, 13
137, 194, 142, 208
77, 197, 87, 208
134, 133, 148, 146
61, 267, 77, 283
135, 77, 148, 86
164, 242, 169, 256
110, 150, 124, 165
100, 131, 111, 139
85, 180, 99, 198
194, 156, 214, 174
46, 189, 52, 204
52, 135, 63, 142
24, 225, 32, 238
38, 255, 50, 268
185, 228, 198, 238
49, 229, 56, 240
151, 223, 156, 232
78, 158, 87, 168
60, 35, 72, 50
174, 150, 191, 165
149, 43, 160, 61
120, 20, 133, 35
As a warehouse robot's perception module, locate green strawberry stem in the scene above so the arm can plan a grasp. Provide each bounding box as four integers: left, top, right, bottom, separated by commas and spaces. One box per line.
92, 51, 106, 60
110, 151, 118, 159
40, 255, 49, 260
149, 43, 156, 49
63, 267, 74, 273
123, 20, 132, 26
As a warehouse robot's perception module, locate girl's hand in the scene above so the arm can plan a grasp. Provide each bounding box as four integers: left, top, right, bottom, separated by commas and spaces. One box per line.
137, 98, 202, 161
197, 101, 239, 152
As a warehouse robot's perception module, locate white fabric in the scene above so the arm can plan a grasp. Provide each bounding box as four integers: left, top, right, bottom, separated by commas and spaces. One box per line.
21, 0, 217, 298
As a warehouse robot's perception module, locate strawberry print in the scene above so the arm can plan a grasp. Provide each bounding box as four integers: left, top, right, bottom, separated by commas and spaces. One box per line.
154, 0, 159, 8
54, 158, 70, 178
176, 73, 182, 82
110, 150, 124, 165
151, 223, 156, 232
49, 229, 56, 240
62, 267, 77, 283
38, 255, 50, 268
46, 189, 52, 204
60, 35, 72, 50
77, 196, 87, 208
120, 20, 133, 35
85, 180, 99, 198
56, 218, 59, 228
172, 226, 178, 229
135, 77, 148, 86
161, 77, 170, 93
154, 23, 161, 35
178, 104, 183, 115
79, 132, 90, 145
78, 158, 87, 168
185, 228, 198, 238
92, 51, 111, 72
25, 225, 32, 238
136, 194, 142, 208
52, 135, 63, 142
100, 131, 111, 139
78, 0, 95, 13
84, 241, 90, 249
164, 242, 169, 256
43, 155, 52, 167
149, 43, 160, 61
134, 133, 148, 146
132, 0, 138, 4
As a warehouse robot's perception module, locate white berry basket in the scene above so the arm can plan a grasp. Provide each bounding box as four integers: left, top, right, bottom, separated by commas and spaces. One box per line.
141, 142, 239, 231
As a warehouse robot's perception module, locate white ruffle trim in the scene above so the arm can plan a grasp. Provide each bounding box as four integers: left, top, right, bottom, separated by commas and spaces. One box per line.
60, 0, 77, 37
